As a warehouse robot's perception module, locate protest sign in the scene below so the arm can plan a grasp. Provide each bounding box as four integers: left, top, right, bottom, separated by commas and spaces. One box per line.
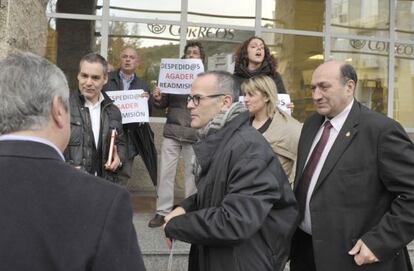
277, 94, 292, 115
158, 58, 204, 94
106, 89, 149, 123
239, 94, 292, 115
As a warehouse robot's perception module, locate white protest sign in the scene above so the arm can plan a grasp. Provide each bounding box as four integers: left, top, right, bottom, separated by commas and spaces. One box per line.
158, 58, 204, 94
240, 94, 292, 115
106, 89, 149, 123
277, 94, 292, 115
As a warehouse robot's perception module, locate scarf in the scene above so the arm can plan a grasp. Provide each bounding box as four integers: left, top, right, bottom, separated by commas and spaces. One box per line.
233, 59, 274, 79
198, 102, 246, 138
192, 102, 246, 180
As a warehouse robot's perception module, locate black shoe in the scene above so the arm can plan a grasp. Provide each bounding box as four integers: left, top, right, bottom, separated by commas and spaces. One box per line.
148, 214, 165, 228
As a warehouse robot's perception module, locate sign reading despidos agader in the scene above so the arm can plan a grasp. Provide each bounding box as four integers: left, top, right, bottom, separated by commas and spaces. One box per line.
158, 58, 204, 95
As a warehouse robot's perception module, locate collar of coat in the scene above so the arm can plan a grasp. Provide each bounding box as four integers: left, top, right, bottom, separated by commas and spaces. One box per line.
74, 89, 113, 108
193, 110, 250, 176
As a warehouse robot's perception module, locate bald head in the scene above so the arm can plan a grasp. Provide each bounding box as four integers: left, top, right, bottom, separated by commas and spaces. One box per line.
310, 60, 356, 118
120, 47, 139, 75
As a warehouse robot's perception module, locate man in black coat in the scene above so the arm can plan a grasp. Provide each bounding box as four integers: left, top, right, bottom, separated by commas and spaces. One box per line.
290, 60, 414, 271
103, 47, 157, 186
163, 71, 298, 271
0, 52, 146, 271
64, 53, 126, 183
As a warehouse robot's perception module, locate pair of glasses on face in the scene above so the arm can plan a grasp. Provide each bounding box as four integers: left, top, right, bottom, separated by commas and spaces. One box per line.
187, 94, 225, 106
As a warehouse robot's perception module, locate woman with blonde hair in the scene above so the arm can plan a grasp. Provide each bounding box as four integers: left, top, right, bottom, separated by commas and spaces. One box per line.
241, 75, 302, 185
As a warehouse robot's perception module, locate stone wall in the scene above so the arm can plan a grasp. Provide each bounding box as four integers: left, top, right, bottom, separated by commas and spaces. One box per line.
0, 0, 48, 59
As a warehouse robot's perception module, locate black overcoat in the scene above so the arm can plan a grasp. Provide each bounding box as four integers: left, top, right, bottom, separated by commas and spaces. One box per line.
165, 112, 298, 271
0, 140, 145, 271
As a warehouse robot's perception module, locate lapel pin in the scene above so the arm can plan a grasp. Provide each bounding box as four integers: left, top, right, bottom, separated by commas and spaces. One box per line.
346, 131, 351, 137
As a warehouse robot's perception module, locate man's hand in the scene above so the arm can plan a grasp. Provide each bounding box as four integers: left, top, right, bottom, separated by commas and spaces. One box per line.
152, 87, 162, 101
348, 239, 379, 266
163, 207, 185, 250
164, 207, 186, 224
141, 91, 150, 99
104, 145, 121, 172
165, 237, 173, 250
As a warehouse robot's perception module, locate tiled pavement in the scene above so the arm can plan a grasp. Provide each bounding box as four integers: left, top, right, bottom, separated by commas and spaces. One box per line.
130, 193, 414, 271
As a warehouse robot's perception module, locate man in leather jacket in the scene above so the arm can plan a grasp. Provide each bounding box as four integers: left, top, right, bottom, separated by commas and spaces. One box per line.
64, 53, 126, 183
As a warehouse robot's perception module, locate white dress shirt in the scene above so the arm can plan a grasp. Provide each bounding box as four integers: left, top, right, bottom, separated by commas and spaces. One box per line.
84, 93, 105, 148
300, 99, 354, 234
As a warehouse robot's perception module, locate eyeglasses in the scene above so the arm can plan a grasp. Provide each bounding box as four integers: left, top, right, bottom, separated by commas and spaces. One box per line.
187, 94, 225, 106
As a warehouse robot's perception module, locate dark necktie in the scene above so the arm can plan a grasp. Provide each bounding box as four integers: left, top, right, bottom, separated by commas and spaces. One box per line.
295, 121, 333, 216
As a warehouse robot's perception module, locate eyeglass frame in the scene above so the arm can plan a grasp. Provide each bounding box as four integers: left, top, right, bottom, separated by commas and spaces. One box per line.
187, 93, 225, 106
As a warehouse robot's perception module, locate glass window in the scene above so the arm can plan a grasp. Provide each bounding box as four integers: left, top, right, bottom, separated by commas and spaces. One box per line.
108, 21, 181, 117
262, 0, 324, 32
190, 29, 254, 72
261, 33, 324, 122
108, 21, 181, 83
396, 0, 414, 40
45, 18, 101, 89
108, 0, 181, 21
47, 0, 102, 15
188, 0, 255, 27
331, 0, 389, 38
181, 25, 242, 43
331, 37, 389, 115
109, 21, 181, 48
394, 43, 414, 127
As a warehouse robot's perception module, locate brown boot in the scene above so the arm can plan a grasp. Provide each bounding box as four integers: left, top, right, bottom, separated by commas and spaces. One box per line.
148, 214, 165, 228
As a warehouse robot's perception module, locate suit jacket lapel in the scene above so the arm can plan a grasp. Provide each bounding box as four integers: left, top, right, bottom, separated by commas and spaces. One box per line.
294, 114, 324, 191
313, 101, 361, 192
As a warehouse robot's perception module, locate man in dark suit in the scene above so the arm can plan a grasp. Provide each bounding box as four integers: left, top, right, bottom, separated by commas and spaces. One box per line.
290, 60, 414, 271
103, 47, 157, 186
0, 52, 146, 271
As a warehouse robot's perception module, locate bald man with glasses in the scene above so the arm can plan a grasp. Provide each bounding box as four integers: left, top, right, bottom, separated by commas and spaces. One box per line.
162, 71, 298, 271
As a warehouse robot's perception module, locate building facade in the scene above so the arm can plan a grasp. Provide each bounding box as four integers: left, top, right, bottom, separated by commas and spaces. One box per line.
1, 0, 413, 135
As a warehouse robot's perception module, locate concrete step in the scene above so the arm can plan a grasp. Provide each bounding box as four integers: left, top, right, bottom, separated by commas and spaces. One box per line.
134, 213, 190, 271
134, 213, 414, 271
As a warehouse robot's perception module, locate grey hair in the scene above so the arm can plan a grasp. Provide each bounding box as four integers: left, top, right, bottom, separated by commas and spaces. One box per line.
197, 71, 239, 102
0, 51, 69, 134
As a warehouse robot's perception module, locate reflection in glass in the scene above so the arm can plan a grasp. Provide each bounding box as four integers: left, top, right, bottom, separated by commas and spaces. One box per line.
46, 0, 102, 15
109, 21, 181, 48
106, 0, 181, 21
45, 18, 101, 89
331, 0, 389, 37
262, 33, 323, 122
394, 52, 414, 127
46, 0, 57, 13
189, 29, 254, 72
262, 0, 324, 32
108, 35, 180, 117
331, 38, 388, 115
188, 0, 255, 26
396, 1, 414, 40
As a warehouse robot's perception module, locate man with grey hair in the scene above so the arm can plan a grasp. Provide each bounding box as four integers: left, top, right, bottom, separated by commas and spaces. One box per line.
0, 52, 146, 271
163, 71, 298, 271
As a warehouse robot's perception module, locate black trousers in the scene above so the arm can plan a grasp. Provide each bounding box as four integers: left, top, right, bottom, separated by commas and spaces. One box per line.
290, 228, 316, 271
